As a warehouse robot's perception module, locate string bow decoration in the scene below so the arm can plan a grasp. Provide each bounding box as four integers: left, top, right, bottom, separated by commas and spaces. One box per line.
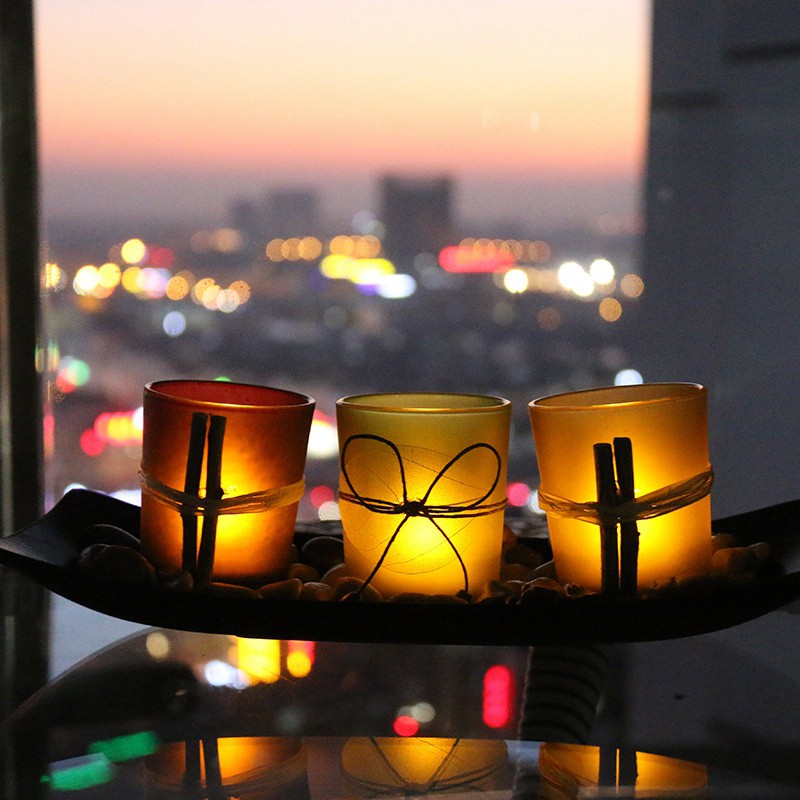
338, 433, 507, 595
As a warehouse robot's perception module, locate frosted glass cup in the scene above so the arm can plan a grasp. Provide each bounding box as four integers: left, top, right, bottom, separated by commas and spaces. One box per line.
529, 383, 712, 592
336, 393, 511, 598
140, 380, 314, 587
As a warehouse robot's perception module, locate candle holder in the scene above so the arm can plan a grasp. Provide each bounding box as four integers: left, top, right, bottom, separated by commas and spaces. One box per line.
336, 393, 511, 598
530, 384, 713, 594
140, 380, 314, 588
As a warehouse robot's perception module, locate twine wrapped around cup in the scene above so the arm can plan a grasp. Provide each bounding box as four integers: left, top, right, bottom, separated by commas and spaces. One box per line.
140, 380, 314, 587
336, 393, 511, 598
529, 383, 713, 592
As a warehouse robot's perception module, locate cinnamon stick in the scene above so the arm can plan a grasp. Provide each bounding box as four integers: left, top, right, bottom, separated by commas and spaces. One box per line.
196, 414, 226, 584
181, 412, 208, 575
594, 442, 619, 596
614, 437, 639, 599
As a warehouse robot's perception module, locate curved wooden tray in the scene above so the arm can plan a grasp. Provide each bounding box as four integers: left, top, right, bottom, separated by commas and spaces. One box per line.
1, 489, 800, 645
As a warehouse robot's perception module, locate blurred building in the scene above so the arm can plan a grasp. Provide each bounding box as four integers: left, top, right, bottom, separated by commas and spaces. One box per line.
266, 187, 319, 238
379, 175, 455, 268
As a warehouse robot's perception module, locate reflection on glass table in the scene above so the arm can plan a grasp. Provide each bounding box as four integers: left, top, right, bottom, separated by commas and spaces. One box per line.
3, 628, 800, 798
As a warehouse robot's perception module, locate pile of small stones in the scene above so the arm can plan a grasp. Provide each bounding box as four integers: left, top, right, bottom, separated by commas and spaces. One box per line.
74, 522, 773, 604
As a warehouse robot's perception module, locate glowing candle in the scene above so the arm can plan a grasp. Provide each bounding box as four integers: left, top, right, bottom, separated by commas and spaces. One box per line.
140, 380, 314, 587
529, 383, 712, 592
336, 393, 511, 597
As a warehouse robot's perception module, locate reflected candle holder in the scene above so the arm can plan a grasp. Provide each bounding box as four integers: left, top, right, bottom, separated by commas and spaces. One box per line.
336, 393, 511, 598
529, 383, 712, 593
140, 380, 314, 587
340, 738, 508, 795
538, 743, 707, 797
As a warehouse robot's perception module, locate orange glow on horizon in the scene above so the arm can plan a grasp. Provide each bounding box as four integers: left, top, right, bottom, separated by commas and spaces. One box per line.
36, 2, 649, 182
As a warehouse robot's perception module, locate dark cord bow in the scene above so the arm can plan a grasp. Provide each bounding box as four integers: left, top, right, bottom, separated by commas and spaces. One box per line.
339, 433, 506, 595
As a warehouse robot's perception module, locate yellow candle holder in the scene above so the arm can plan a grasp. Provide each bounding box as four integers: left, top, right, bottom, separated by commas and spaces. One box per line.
336, 393, 511, 598
529, 383, 712, 593
140, 380, 314, 587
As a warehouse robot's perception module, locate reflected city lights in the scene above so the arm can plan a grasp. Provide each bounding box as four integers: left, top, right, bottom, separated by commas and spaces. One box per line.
73, 265, 99, 296
620, 273, 644, 298
377, 273, 417, 299
318, 501, 341, 521
589, 258, 615, 284
614, 368, 644, 385
43, 262, 67, 291
120, 238, 147, 265
97, 262, 121, 289
598, 297, 622, 322
162, 310, 187, 336
537, 307, 561, 331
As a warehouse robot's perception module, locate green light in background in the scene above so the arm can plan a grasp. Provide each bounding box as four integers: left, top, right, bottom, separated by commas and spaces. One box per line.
88, 730, 160, 762
42, 753, 114, 791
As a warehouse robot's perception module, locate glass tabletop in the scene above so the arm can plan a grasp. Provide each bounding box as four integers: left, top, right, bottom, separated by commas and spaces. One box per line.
4, 601, 800, 798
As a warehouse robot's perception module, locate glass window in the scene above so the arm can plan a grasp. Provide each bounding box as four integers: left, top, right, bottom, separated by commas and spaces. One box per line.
34, 0, 651, 669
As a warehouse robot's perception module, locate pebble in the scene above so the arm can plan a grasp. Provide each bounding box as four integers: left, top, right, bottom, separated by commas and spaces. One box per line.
195, 582, 261, 599
711, 533, 737, 552
711, 546, 758, 574
519, 578, 567, 606
78, 524, 140, 551
288, 562, 320, 583
389, 592, 436, 603
429, 593, 469, 604
524, 576, 565, 594
500, 563, 537, 583
531, 560, 557, 580
320, 563, 348, 587
299, 581, 333, 601
258, 578, 303, 601
749, 541, 773, 562
331, 577, 383, 602
476, 580, 517, 604
77, 543, 156, 585
160, 569, 194, 593
300, 536, 345, 574
503, 544, 544, 569
501, 525, 518, 555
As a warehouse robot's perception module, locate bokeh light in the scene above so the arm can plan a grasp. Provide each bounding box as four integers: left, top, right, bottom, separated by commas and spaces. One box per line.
120, 238, 147, 265
598, 297, 622, 322
614, 368, 644, 385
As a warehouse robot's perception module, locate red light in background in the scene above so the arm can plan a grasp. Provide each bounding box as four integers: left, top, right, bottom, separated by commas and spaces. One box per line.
393, 715, 420, 737
483, 665, 514, 729
287, 640, 315, 666
148, 246, 175, 268
309, 485, 335, 508
93, 410, 143, 447
439, 245, 516, 274
286, 640, 315, 678
506, 482, 531, 507
80, 428, 105, 457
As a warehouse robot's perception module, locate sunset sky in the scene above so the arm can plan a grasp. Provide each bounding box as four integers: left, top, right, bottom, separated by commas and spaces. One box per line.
34, 1, 651, 229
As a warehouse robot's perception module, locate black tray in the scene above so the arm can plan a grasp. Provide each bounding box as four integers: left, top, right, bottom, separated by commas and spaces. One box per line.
1, 489, 799, 645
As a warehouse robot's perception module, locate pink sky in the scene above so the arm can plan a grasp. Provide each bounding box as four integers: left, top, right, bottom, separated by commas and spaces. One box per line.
35, 1, 650, 227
